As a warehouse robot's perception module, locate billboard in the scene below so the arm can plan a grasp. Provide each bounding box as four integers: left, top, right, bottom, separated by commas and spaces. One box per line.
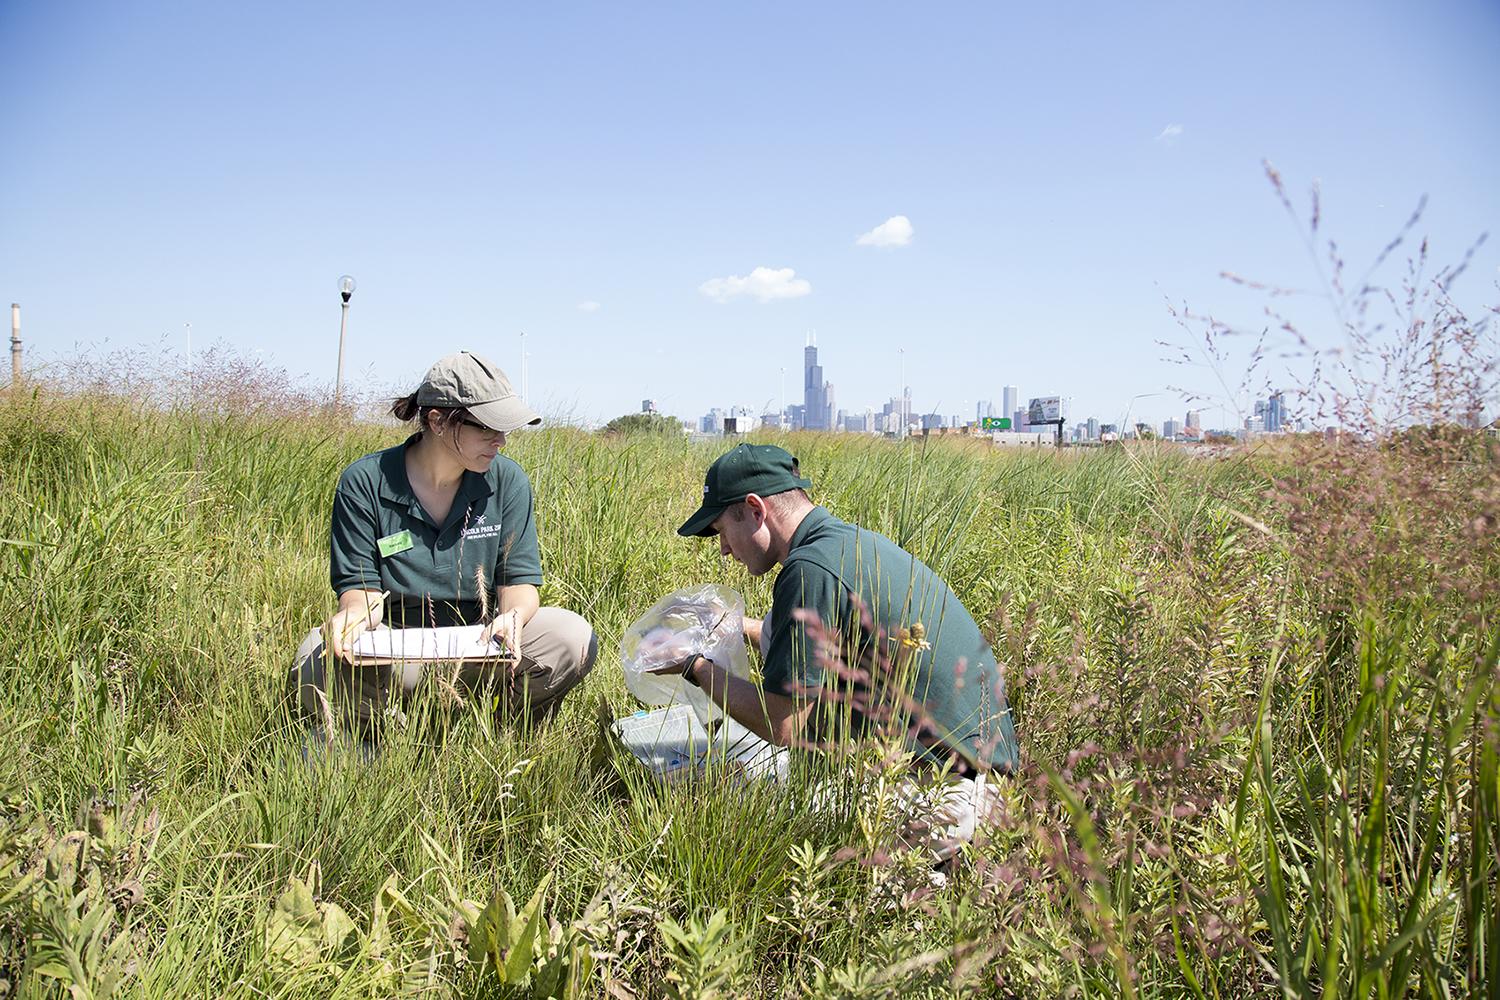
981, 416, 1012, 430
1027, 396, 1062, 423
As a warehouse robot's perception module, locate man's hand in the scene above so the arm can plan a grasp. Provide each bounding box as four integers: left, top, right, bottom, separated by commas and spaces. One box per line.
644, 653, 702, 679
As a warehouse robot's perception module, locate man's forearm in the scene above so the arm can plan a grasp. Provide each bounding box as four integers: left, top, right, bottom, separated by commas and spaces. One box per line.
688, 655, 809, 746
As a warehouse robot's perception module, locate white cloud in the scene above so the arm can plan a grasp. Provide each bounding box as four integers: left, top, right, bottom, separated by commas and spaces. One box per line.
855, 215, 914, 248
698, 266, 812, 304
577, 300, 601, 312
1156, 123, 1184, 143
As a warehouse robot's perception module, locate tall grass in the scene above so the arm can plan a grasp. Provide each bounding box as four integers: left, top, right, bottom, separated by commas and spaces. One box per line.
1, 355, 1496, 996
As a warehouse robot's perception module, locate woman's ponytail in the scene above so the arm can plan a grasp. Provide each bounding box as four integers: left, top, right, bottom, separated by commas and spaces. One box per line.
391, 391, 420, 422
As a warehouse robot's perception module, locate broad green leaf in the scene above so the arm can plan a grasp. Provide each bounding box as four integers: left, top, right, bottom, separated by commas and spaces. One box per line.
469, 889, 510, 971
263, 877, 324, 968
321, 900, 358, 954
504, 872, 553, 984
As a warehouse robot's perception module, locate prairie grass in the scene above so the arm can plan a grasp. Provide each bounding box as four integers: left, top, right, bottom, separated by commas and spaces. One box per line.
1, 360, 1496, 997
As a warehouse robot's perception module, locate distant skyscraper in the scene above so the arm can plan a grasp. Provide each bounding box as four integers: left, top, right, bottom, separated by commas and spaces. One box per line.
1266, 391, 1285, 432
1087, 417, 1100, 440
977, 400, 993, 423
700, 407, 727, 434
1002, 386, 1018, 421
1185, 410, 1202, 431
803, 334, 827, 430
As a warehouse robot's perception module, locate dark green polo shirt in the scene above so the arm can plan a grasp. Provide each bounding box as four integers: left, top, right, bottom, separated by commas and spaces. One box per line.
761, 507, 1019, 773
328, 434, 543, 628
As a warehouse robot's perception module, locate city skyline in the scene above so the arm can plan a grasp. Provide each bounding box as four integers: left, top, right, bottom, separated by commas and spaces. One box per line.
690, 336, 1283, 440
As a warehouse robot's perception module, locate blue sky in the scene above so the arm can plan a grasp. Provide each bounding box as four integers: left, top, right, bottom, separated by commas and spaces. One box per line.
2, 1, 1497, 429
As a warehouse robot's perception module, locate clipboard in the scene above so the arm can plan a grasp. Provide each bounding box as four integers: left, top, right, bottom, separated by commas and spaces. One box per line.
350, 623, 521, 667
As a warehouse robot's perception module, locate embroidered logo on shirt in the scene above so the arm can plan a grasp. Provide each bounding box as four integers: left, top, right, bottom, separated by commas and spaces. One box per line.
462, 515, 504, 539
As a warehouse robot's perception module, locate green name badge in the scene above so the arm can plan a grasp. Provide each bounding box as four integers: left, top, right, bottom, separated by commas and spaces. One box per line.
377, 530, 414, 558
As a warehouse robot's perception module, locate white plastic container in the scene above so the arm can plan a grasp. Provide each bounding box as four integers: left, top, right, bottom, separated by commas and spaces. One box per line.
611, 704, 788, 783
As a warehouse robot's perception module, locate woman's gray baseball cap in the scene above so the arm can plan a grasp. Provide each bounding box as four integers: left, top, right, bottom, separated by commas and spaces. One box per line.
416, 351, 541, 432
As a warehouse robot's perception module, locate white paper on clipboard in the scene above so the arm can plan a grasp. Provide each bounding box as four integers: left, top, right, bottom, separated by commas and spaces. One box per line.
351, 624, 518, 664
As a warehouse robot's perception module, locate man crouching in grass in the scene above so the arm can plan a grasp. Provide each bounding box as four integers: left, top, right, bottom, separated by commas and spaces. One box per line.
664, 443, 1019, 861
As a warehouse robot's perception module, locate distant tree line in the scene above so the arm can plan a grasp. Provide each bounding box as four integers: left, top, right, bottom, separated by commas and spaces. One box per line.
600, 412, 683, 436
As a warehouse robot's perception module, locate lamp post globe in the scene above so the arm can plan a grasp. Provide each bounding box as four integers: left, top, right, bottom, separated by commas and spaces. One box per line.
334, 275, 357, 405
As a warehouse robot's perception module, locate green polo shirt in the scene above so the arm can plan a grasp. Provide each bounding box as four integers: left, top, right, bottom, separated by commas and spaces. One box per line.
328, 434, 543, 628
761, 507, 1019, 773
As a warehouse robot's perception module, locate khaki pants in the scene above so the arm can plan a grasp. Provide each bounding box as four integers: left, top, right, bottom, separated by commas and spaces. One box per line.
290, 607, 597, 730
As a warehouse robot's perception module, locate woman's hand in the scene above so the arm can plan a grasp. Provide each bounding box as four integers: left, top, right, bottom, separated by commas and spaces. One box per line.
483, 584, 539, 659
324, 589, 385, 662
482, 608, 522, 656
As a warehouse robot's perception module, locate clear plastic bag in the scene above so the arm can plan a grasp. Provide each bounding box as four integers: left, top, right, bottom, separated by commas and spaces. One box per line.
619, 585, 750, 722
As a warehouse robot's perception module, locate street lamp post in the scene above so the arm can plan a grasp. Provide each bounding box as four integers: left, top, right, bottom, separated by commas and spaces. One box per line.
1119, 392, 1162, 440
334, 275, 356, 405
9, 304, 20, 386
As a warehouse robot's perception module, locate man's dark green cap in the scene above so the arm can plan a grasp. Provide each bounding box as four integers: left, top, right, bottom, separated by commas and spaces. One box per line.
677, 444, 813, 537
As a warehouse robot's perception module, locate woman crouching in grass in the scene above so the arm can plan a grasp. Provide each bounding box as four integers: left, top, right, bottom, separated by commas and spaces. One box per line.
289, 351, 597, 740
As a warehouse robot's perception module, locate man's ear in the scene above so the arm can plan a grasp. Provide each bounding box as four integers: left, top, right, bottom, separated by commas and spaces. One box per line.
743, 493, 767, 525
